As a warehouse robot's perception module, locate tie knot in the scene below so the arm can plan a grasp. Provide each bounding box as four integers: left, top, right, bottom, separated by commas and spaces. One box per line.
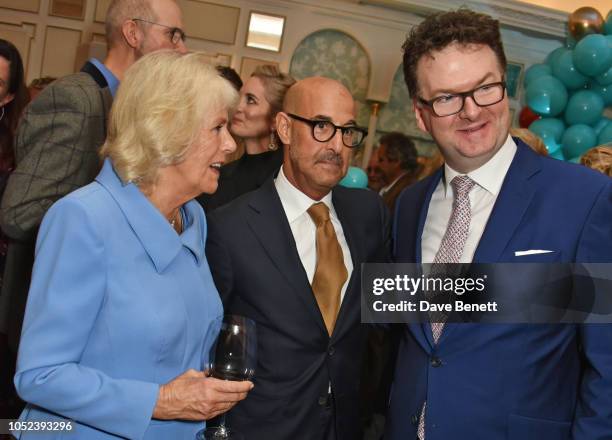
451, 175, 475, 199
307, 202, 330, 226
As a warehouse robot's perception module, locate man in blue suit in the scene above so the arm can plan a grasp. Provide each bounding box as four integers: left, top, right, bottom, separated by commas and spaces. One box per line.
385, 9, 612, 440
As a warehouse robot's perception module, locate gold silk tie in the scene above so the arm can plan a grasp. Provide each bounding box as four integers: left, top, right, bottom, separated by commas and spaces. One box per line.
307, 202, 348, 336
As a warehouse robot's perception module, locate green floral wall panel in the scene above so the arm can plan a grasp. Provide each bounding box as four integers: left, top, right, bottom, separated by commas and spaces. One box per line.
377, 66, 436, 155
290, 29, 371, 127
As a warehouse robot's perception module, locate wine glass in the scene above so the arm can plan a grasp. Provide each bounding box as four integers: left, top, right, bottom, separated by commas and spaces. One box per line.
197, 315, 257, 440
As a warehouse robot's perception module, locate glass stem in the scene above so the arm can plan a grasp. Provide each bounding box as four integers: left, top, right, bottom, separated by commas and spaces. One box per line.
217, 414, 227, 435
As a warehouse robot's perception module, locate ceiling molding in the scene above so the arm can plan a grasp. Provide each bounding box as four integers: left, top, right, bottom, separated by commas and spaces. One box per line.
359, 0, 568, 38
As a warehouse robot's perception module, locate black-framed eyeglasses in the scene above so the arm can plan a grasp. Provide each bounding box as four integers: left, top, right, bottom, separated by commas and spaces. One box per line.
286, 113, 368, 148
132, 18, 186, 45
418, 81, 506, 117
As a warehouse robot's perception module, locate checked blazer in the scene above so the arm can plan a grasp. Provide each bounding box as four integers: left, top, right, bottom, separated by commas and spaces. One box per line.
0, 62, 112, 351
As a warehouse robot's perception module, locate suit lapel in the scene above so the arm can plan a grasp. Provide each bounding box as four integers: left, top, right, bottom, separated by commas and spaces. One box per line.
245, 179, 328, 335
412, 169, 444, 352
330, 188, 361, 340
438, 141, 541, 345
473, 141, 541, 262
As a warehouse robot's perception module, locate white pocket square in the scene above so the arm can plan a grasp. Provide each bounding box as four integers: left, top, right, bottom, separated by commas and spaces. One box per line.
514, 249, 555, 256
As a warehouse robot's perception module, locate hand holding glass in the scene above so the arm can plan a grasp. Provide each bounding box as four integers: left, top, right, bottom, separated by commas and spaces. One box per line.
198, 315, 257, 440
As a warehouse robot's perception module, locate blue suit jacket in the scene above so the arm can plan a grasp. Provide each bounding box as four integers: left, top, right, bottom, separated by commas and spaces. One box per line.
386, 140, 612, 440
14, 159, 223, 440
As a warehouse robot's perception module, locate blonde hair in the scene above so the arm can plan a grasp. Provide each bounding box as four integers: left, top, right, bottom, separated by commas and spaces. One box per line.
251, 65, 295, 118
510, 128, 548, 156
580, 146, 612, 177
100, 50, 238, 185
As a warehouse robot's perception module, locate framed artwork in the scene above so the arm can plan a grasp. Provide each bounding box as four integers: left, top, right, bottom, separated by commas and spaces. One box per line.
49, 0, 86, 19
240, 57, 278, 80
245, 11, 285, 52
505, 61, 524, 100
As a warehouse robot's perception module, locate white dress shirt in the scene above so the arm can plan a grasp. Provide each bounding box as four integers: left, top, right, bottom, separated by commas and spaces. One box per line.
274, 166, 353, 302
421, 135, 517, 263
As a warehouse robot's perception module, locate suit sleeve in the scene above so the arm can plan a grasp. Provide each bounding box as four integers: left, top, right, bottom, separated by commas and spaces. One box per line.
0, 80, 107, 240
205, 212, 235, 305
573, 179, 612, 439
14, 197, 159, 440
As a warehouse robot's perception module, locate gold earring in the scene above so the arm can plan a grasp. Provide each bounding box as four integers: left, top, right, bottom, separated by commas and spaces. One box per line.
268, 132, 277, 151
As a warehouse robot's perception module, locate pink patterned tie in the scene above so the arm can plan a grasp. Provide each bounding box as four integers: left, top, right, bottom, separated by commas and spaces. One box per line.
418, 175, 475, 440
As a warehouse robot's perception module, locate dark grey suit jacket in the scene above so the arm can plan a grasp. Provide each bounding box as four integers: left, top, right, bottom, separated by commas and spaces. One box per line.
0, 62, 112, 349
206, 176, 390, 440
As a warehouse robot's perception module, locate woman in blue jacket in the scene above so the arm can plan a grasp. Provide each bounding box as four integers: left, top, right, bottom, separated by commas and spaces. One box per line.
13, 51, 252, 440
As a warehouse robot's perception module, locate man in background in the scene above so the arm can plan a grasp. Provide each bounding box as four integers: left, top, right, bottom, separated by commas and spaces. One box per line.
377, 131, 419, 215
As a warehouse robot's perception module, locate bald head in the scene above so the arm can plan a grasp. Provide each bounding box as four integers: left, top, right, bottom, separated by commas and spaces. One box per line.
276, 76, 358, 200
283, 77, 355, 116
105, 0, 156, 48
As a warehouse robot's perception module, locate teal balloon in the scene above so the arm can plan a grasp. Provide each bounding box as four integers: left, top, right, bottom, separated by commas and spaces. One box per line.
525, 75, 568, 116
595, 65, 612, 85
562, 124, 597, 158
544, 137, 562, 154
593, 118, 611, 135
524, 63, 552, 86
590, 82, 612, 106
599, 122, 612, 144
529, 118, 565, 143
546, 47, 568, 66
605, 11, 612, 35
573, 34, 612, 77
569, 156, 582, 164
564, 90, 604, 126
551, 50, 589, 90
566, 34, 577, 49
339, 166, 368, 189
549, 148, 565, 160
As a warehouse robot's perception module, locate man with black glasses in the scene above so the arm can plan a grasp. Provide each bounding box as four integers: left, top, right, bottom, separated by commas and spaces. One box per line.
206, 76, 390, 440
387, 8, 612, 440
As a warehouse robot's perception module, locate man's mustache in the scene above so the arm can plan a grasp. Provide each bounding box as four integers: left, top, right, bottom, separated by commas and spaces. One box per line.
315, 151, 344, 166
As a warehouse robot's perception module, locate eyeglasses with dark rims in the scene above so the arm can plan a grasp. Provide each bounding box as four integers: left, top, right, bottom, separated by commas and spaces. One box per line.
286, 113, 368, 148
417, 81, 506, 117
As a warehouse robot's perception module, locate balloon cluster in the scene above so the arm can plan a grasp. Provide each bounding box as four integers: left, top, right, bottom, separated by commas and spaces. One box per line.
520, 7, 612, 161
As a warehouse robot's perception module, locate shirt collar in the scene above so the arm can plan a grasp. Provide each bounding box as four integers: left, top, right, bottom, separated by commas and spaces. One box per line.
380, 171, 409, 195
274, 165, 335, 223
89, 58, 119, 97
95, 159, 206, 272
443, 134, 517, 198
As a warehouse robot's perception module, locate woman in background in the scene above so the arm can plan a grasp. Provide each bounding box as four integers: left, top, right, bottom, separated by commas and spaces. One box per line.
0, 38, 28, 178
0, 38, 28, 419
198, 65, 295, 211
13, 51, 251, 440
